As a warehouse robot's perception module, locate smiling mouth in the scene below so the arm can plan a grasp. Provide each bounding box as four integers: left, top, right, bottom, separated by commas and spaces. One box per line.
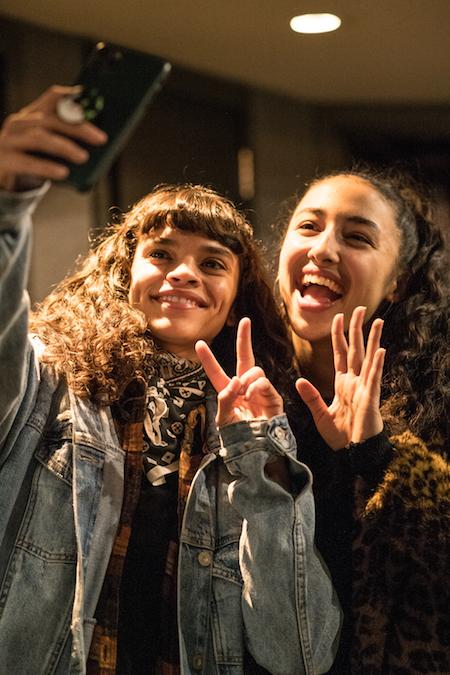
300, 273, 344, 303
156, 294, 206, 309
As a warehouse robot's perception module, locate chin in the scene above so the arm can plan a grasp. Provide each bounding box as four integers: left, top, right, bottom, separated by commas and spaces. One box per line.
291, 315, 332, 343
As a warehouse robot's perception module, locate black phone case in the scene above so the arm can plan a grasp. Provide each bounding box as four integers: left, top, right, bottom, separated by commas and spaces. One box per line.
65, 42, 171, 191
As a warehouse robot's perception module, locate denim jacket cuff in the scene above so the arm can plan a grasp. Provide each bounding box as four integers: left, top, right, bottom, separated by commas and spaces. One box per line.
218, 414, 297, 461
0, 182, 50, 228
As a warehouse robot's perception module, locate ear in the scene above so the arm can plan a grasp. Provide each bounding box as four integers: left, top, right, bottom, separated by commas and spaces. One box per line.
385, 272, 408, 303
384, 280, 397, 303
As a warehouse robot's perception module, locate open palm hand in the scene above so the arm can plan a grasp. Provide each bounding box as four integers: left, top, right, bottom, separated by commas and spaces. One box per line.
296, 306, 385, 450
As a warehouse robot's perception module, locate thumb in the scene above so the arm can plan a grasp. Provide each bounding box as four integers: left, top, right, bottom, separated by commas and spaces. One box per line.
216, 376, 242, 427
296, 377, 328, 423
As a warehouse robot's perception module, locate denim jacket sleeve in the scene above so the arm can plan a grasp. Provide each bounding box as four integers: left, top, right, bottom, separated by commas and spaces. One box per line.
0, 185, 48, 453
219, 414, 342, 675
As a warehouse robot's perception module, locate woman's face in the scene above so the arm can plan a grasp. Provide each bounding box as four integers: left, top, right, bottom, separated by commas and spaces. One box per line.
278, 175, 401, 345
129, 225, 239, 360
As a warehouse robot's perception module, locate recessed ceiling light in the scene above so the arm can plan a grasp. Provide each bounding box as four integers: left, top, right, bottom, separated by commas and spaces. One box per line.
290, 13, 342, 34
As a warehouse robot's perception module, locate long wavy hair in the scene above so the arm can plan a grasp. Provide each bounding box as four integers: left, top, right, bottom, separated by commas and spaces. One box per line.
31, 184, 293, 403
278, 166, 449, 452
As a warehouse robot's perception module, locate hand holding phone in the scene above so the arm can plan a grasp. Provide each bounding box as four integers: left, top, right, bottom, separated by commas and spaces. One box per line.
0, 85, 107, 192
1, 44, 170, 193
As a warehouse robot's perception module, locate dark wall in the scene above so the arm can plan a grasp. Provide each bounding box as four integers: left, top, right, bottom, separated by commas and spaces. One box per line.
1, 14, 448, 300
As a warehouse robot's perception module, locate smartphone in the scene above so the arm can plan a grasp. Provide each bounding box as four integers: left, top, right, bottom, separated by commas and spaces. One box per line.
61, 42, 171, 191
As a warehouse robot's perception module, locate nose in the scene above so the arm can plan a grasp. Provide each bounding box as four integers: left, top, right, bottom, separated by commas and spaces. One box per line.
307, 229, 340, 265
166, 260, 200, 285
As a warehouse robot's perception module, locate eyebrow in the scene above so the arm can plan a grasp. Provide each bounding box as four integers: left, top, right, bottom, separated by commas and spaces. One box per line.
146, 235, 235, 259
296, 208, 380, 230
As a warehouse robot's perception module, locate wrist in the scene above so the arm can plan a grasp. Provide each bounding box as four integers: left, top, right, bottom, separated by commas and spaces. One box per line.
350, 417, 383, 444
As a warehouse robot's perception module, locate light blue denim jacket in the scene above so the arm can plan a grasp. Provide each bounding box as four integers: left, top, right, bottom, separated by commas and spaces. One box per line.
0, 187, 341, 675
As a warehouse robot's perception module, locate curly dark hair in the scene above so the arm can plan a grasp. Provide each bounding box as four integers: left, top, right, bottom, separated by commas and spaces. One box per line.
279, 166, 449, 452
30, 184, 293, 404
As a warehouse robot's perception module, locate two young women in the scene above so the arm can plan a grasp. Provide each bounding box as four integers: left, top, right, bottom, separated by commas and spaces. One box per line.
1, 85, 448, 675
0, 86, 340, 674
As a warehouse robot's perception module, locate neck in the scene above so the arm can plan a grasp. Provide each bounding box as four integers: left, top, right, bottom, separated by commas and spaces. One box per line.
155, 342, 200, 363
291, 332, 335, 400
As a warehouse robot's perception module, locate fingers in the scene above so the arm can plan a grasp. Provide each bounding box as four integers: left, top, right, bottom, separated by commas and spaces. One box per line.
238, 365, 265, 389
331, 313, 348, 374
5, 110, 107, 150
195, 340, 230, 392
244, 377, 284, 417
359, 318, 384, 384
216, 376, 242, 427
236, 317, 255, 378
216, 374, 284, 426
24, 85, 84, 114
20, 85, 107, 142
0, 151, 69, 188
347, 306, 366, 374
0, 85, 108, 191
4, 122, 89, 164
365, 346, 386, 401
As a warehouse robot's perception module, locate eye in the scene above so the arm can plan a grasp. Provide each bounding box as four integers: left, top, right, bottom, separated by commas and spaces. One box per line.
346, 232, 374, 246
146, 248, 171, 261
295, 221, 320, 233
201, 258, 227, 271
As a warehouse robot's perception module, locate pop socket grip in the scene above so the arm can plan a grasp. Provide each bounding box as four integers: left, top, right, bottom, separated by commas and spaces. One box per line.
56, 96, 86, 124
56, 89, 105, 124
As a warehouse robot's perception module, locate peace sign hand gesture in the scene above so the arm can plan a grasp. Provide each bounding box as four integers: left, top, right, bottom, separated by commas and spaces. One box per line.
195, 317, 284, 427
296, 306, 385, 450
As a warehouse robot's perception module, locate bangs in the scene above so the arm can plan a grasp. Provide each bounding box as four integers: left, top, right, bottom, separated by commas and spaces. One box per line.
136, 186, 253, 254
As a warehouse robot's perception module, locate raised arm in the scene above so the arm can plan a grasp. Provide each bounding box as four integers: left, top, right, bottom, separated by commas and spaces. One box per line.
0, 86, 106, 448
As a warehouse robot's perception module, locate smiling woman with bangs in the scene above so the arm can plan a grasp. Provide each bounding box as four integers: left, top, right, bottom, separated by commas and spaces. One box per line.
0, 86, 341, 675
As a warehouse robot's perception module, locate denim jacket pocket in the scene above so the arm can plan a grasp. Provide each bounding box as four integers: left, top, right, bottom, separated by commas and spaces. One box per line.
0, 434, 77, 673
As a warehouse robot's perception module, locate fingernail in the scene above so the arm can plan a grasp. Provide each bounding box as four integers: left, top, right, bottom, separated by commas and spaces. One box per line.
55, 165, 69, 178
93, 129, 108, 143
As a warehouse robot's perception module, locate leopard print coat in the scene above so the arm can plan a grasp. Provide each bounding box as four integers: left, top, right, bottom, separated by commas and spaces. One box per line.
351, 431, 450, 674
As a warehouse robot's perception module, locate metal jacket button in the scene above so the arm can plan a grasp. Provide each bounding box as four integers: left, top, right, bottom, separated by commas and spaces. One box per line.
192, 654, 203, 670
197, 551, 212, 567
273, 426, 290, 447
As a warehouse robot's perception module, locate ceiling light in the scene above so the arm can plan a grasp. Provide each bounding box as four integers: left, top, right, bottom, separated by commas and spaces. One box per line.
290, 13, 342, 34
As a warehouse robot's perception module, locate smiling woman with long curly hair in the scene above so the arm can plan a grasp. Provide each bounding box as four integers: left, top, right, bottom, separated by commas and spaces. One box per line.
30, 183, 293, 403
276, 165, 449, 675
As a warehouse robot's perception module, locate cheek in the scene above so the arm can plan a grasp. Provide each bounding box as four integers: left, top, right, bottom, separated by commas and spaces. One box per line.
277, 249, 294, 302
222, 284, 238, 315
222, 268, 240, 310
279, 232, 304, 271
128, 259, 156, 304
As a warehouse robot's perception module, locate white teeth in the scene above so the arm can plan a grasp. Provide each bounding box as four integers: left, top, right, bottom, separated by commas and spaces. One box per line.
159, 295, 199, 308
302, 273, 343, 295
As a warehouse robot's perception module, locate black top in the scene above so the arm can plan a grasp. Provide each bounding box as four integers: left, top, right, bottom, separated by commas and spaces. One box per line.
117, 473, 178, 675
287, 399, 393, 674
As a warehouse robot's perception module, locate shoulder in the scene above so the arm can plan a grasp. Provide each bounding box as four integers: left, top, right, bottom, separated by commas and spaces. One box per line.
359, 430, 449, 524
